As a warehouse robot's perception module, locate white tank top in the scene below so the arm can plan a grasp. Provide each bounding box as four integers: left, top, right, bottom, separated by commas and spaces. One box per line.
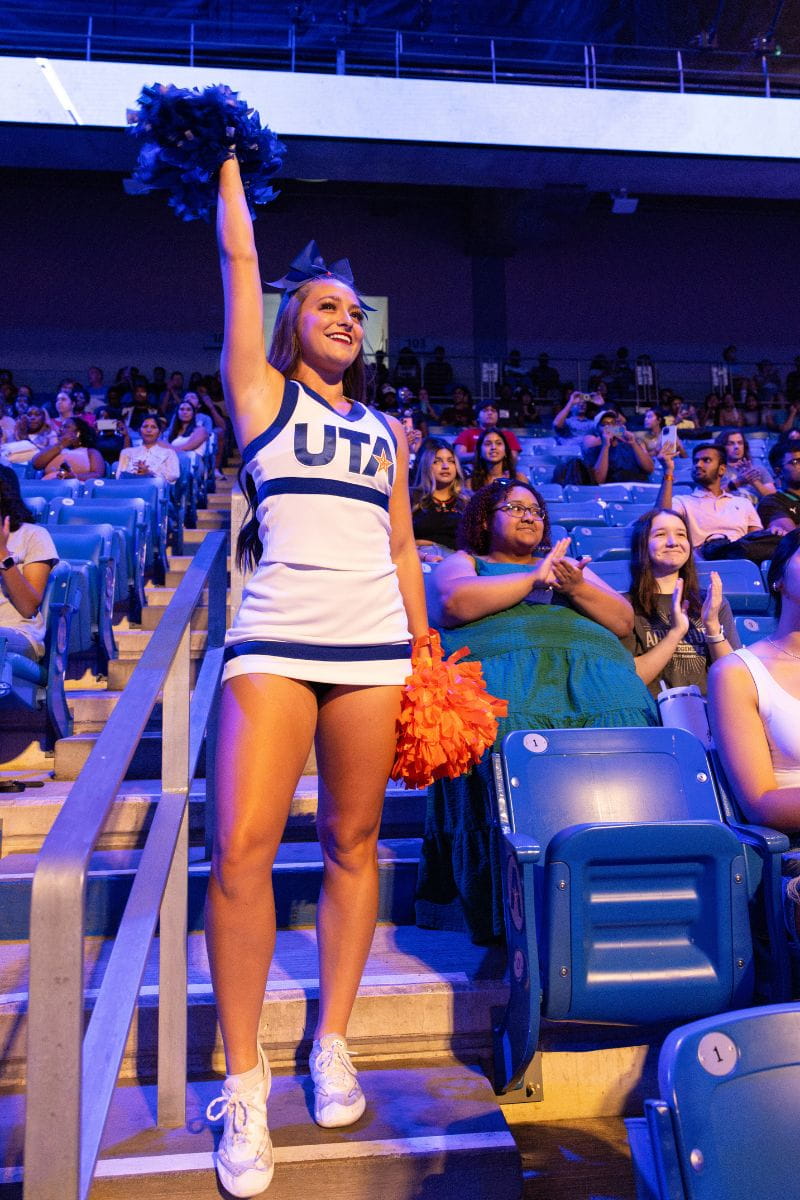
735, 647, 800, 786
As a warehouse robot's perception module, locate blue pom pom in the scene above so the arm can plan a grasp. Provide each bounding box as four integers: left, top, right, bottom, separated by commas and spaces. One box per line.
127, 83, 285, 222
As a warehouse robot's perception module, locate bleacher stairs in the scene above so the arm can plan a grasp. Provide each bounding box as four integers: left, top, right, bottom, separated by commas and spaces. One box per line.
0, 462, 646, 1200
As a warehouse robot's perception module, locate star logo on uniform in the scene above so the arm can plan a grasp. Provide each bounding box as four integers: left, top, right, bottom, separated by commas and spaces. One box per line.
373, 449, 392, 473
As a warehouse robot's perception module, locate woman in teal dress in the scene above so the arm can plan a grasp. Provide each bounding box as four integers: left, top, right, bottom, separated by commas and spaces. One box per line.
416, 478, 658, 943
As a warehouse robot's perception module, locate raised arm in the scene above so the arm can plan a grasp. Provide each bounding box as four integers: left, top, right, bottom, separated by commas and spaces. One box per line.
435, 539, 571, 627
551, 557, 635, 636
217, 158, 283, 448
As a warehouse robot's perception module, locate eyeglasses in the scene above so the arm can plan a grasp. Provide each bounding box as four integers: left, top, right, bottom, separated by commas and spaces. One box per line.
494, 502, 544, 520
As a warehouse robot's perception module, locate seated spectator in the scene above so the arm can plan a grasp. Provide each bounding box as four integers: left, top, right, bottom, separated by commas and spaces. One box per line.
423, 346, 454, 403
375, 383, 397, 413
415, 386, 436, 418
741, 392, 762, 427
51, 390, 77, 435
583, 409, 655, 484
552, 390, 598, 439
0, 407, 15, 444
759, 444, 800, 534
623, 508, 739, 697
410, 439, 468, 563
785, 356, 800, 407
453, 401, 521, 465
753, 359, 782, 405
0, 466, 58, 661
587, 353, 612, 392
699, 393, 721, 427
14, 407, 57, 452
658, 443, 763, 555
124, 383, 160, 432
32, 417, 105, 482
716, 392, 743, 427
416, 479, 655, 943
664, 395, 698, 429
708, 529, 800, 853
399, 406, 428, 478
502, 349, 529, 391
636, 408, 686, 457
160, 370, 185, 418
86, 365, 107, 410
165, 400, 209, 453
716, 429, 775, 501
95, 407, 131, 468
514, 387, 540, 424
116, 415, 179, 483
439, 385, 475, 428
393, 345, 421, 394
466, 429, 527, 492
71, 386, 95, 425
529, 352, 560, 398
192, 386, 229, 479
609, 345, 635, 402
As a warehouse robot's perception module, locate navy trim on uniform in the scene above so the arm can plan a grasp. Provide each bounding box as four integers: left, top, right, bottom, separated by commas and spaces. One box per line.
370, 406, 398, 450
242, 379, 299, 465
298, 381, 365, 423
224, 639, 411, 663
256, 476, 390, 511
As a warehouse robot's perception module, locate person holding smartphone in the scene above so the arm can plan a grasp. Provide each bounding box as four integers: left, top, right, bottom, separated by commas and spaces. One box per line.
582, 408, 655, 483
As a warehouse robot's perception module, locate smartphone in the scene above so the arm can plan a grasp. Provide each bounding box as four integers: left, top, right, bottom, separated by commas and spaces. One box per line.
97, 419, 118, 433
661, 425, 678, 452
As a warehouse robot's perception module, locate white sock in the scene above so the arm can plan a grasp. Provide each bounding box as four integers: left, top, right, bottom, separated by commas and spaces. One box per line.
226, 1052, 265, 1092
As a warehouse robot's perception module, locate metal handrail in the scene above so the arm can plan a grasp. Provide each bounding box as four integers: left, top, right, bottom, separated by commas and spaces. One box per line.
23, 531, 228, 1200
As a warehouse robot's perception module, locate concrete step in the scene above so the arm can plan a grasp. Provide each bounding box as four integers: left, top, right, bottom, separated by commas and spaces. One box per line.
141, 604, 208, 630
143, 585, 231, 608
0, 838, 422, 940
0, 925, 508, 1087
166, 556, 231, 587
0, 1062, 521, 1199
196, 510, 230, 530
104, 628, 208, 690
0, 774, 426, 856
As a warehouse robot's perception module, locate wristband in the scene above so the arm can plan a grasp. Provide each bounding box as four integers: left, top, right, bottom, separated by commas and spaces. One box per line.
704, 631, 726, 644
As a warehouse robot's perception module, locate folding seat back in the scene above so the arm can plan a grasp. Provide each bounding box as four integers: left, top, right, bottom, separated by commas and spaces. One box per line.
20, 478, 84, 502
695, 560, 769, 613
19, 495, 48, 523
545, 500, 607, 529
563, 483, 632, 502
48, 525, 117, 671
89, 477, 168, 581
492, 727, 753, 1094
570, 525, 632, 561
604, 501, 654, 526
734, 613, 777, 646
626, 1004, 800, 1200
583, 558, 632, 591
49, 498, 148, 621
534, 483, 564, 502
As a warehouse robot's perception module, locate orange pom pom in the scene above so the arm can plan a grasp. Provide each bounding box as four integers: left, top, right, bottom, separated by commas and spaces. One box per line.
391, 629, 508, 789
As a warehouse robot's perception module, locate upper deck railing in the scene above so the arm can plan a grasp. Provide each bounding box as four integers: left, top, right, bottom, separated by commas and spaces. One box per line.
1, 6, 799, 99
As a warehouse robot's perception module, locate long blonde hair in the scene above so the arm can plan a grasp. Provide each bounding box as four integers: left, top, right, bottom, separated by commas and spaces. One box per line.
412, 439, 467, 509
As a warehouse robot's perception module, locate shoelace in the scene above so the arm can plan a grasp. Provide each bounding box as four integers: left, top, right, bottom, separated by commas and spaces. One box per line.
314, 1040, 358, 1093
206, 1092, 256, 1143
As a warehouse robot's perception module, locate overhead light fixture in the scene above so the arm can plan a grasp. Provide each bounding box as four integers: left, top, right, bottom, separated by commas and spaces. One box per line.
611, 189, 638, 214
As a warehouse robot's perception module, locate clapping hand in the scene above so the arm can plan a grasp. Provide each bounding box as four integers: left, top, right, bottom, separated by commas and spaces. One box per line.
670, 578, 691, 638
701, 570, 723, 634
529, 536, 571, 590
551, 555, 592, 594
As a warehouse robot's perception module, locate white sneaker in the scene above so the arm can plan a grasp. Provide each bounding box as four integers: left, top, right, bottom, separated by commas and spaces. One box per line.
206, 1045, 274, 1197
309, 1034, 366, 1128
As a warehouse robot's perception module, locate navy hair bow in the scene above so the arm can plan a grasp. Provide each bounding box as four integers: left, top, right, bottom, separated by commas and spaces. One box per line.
267, 240, 374, 314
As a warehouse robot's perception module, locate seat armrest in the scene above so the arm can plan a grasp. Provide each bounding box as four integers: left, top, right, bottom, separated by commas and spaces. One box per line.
727, 822, 790, 857
503, 831, 542, 863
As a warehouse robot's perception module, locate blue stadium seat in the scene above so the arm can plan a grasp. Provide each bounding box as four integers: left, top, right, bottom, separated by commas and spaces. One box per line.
583, 559, 632, 591
48, 498, 148, 624
89, 477, 168, 585
570, 525, 632, 561
19, 496, 48, 524
48, 525, 118, 674
734, 614, 777, 646
545, 500, 607, 529
604, 501, 655, 526
626, 1004, 800, 1200
20, 478, 85, 502
696, 560, 770, 613
0, 561, 82, 748
534, 483, 564, 502
492, 727, 754, 1096
563, 484, 633, 502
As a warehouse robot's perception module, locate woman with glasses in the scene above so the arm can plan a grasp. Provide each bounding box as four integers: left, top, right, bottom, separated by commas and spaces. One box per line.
416, 478, 657, 944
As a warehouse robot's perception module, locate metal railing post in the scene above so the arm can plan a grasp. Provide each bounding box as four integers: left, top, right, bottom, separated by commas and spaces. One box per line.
590, 42, 597, 88
490, 38, 496, 83
86, 15, 92, 61
395, 29, 402, 77
288, 23, 296, 71
204, 538, 228, 860
583, 43, 590, 87
762, 54, 771, 97
336, 46, 346, 74
677, 48, 684, 92
23, 866, 85, 1200
189, 22, 195, 67
157, 623, 191, 1127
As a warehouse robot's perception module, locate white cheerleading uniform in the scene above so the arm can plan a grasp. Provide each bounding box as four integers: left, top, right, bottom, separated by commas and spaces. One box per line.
222, 379, 411, 686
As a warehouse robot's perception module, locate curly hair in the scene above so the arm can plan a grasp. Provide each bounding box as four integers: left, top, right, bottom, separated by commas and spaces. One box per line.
0, 465, 34, 531
457, 478, 552, 557
629, 508, 702, 621
237, 275, 368, 571
68, 416, 97, 449
468, 428, 519, 492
